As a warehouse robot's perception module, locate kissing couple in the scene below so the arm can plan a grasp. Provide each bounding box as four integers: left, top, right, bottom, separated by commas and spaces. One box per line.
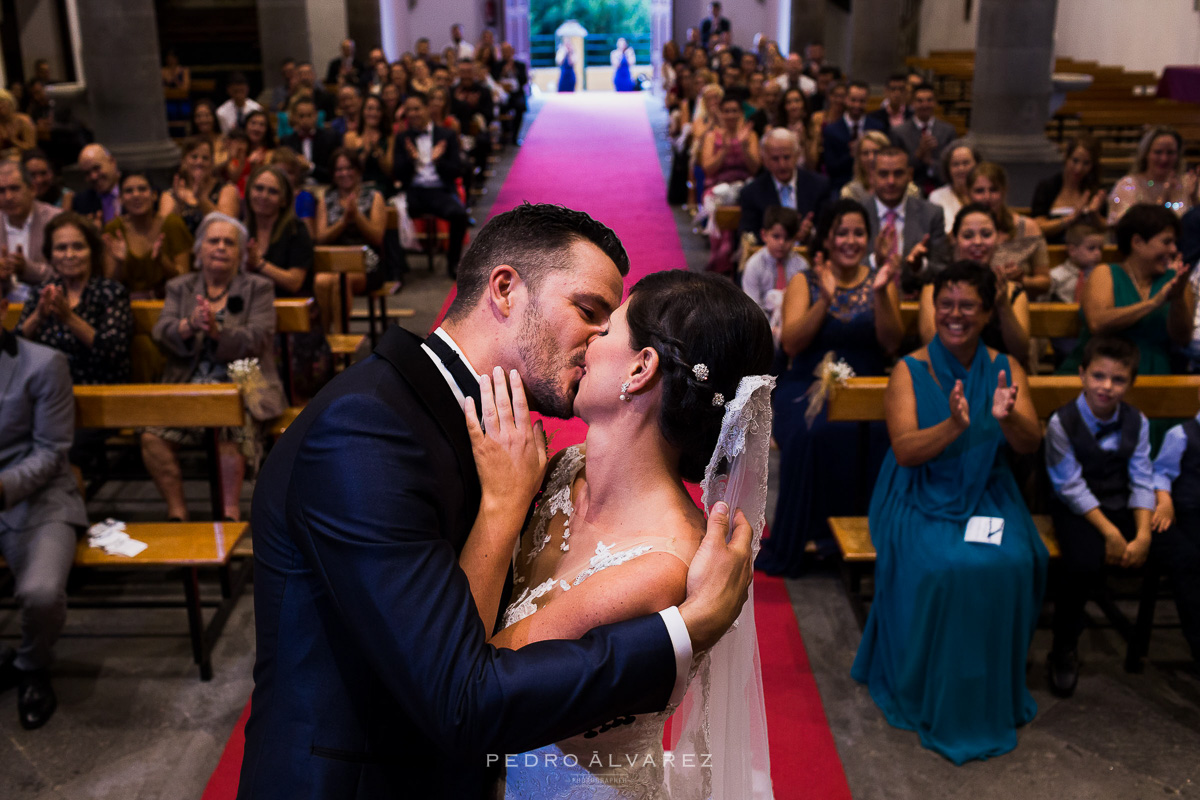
239, 203, 777, 799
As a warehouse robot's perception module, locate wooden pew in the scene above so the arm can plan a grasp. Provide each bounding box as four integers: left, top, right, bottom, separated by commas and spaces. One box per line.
70, 384, 248, 680
2, 302, 19, 330
314, 246, 370, 360
129, 298, 315, 337
825, 373, 1200, 669
1046, 244, 1120, 269
714, 205, 742, 233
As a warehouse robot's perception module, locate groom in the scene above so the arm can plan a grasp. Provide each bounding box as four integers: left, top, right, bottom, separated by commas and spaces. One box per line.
238, 203, 754, 799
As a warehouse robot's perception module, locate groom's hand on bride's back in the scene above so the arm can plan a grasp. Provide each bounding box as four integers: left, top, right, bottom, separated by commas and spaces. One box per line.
678, 501, 754, 652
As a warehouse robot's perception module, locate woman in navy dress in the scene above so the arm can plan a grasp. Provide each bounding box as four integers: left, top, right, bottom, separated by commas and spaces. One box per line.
612, 38, 636, 92
852, 261, 1048, 764
556, 44, 576, 93
757, 199, 904, 576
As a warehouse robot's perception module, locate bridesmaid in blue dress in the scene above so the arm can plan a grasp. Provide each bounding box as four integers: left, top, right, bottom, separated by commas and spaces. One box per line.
556, 44, 576, 93
757, 199, 904, 576
612, 38, 636, 92
851, 261, 1049, 764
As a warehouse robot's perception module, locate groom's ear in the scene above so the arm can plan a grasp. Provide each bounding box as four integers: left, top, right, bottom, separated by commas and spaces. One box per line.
625, 347, 660, 394
487, 264, 522, 319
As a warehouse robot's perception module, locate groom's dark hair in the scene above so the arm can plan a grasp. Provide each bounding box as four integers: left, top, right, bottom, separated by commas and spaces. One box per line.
445, 203, 630, 322
626, 270, 774, 482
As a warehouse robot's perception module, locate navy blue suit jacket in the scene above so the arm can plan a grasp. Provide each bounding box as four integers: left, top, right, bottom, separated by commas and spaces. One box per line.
821, 116, 886, 192
738, 168, 832, 242
237, 326, 677, 800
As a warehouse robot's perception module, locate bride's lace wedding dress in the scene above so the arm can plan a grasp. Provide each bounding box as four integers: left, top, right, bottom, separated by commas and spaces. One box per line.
498, 374, 777, 800
498, 445, 693, 800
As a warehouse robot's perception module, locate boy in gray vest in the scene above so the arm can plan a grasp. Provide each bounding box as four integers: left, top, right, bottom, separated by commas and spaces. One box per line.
1045, 336, 1154, 696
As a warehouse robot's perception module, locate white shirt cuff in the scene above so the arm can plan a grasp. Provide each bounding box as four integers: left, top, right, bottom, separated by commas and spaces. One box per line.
658, 606, 693, 706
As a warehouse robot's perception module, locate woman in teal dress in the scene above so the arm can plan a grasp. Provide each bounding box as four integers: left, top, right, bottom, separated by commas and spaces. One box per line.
1061, 203, 1195, 446
852, 261, 1049, 764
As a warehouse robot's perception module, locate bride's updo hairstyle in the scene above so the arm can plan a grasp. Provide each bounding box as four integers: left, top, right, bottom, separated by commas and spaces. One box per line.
625, 270, 773, 482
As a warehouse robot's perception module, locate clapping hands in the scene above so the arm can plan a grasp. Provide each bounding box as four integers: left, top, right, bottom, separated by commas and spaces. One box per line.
991, 371, 1018, 421
811, 253, 838, 304
189, 295, 217, 337
948, 379, 970, 430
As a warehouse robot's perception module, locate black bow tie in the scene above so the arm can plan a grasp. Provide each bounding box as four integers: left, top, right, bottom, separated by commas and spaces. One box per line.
1095, 419, 1122, 440
425, 333, 483, 421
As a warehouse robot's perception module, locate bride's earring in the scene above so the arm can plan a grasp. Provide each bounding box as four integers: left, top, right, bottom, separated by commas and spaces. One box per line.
619, 381, 631, 402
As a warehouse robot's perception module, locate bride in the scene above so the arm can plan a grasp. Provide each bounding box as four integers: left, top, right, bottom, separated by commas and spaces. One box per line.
459, 270, 777, 799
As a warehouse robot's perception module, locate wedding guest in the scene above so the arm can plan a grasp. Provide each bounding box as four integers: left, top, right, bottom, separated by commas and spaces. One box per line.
102, 172, 192, 299
865, 74, 911, 134
1048, 221, 1106, 362
776, 87, 812, 166
268, 58, 298, 113
927, 140, 979, 233
161, 50, 192, 123
740, 205, 809, 349
409, 59, 434, 95
840, 130, 907, 207
1150, 384, 1200, 668
21, 149, 72, 210
852, 260, 1046, 764
969, 162, 1050, 296
235, 109, 276, 190
739, 128, 828, 245
701, 94, 760, 272
1032, 135, 1107, 245
244, 164, 313, 298
699, 1, 730, 50
267, 147, 316, 238
448, 23, 475, 61
1045, 336, 1154, 697
329, 84, 364, 138
756, 199, 902, 575
1061, 205, 1196, 446
159, 138, 241, 236
0, 159, 59, 291
0, 88, 36, 153
294, 61, 336, 121
393, 91, 469, 278
491, 43, 528, 144
889, 83, 957, 192
316, 148, 386, 331
18, 212, 132, 385
343, 94, 395, 196
280, 97, 343, 185
71, 144, 121, 225
866, 147, 951, 296
216, 72, 262, 134
428, 87, 461, 135
689, 84, 724, 203
326, 38, 364, 87
190, 100, 227, 172
822, 80, 884, 193
0, 289, 87, 730
918, 204, 1032, 365
1109, 127, 1198, 226
141, 213, 286, 522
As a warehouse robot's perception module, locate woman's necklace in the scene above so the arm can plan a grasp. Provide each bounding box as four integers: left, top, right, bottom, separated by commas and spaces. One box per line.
205, 281, 231, 302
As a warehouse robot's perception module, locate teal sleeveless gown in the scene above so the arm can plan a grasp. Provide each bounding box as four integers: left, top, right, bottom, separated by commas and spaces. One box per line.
851, 336, 1049, 764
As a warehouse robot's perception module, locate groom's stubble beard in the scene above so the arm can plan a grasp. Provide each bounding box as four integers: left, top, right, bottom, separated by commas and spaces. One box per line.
515, 297, 580, 420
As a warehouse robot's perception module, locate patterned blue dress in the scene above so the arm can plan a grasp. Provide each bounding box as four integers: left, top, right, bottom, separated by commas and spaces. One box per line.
756, 269, 890, 576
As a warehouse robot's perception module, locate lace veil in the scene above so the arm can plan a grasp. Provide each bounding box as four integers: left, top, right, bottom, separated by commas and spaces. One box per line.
666, 374, 776, 799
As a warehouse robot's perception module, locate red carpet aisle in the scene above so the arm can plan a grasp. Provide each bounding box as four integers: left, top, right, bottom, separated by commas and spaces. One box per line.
203, 94, 851, 800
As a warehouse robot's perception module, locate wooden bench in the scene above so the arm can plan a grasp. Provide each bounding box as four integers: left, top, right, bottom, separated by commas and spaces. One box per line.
314, 246, 370, 359
714, 205, 742, 233
1046, 244, 1121, 269
63, 384, 248, 680
825, 373, 1200, 670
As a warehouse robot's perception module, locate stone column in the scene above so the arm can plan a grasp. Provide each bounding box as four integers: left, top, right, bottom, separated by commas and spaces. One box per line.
969, 0, 1062, 201
789, 0, 826, 57
73, 0, 178, 173
846, 0, 903, 85
257, 0, 313, 101
347, 0, 383, 53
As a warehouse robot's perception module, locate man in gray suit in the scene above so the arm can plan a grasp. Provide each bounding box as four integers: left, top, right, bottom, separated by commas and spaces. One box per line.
866, 148, 951, 296
0, 293, 86, 729
0, 160, 59, 299
889, 83, 957, 193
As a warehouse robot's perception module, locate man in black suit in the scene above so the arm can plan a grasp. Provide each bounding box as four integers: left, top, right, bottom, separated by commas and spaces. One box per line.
739, 128, 831, 244
491, 43, 528, 145
325, 38, 364, 86
294, 61, 336, 120
238, 202, 754, 799
70, 144, 120, 225
394, 91, 471, 276
821, 79, 885, 193
280, 97, 343, 184
866, 73, 913, 135
699, 1, 730, 50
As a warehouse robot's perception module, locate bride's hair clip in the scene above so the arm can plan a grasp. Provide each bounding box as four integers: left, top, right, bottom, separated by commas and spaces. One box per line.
692, 363, 710, 381
712, 392, 726, 407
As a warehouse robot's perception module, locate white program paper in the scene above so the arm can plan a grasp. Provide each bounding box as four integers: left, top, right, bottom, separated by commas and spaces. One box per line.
964, 516, 1004, 546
